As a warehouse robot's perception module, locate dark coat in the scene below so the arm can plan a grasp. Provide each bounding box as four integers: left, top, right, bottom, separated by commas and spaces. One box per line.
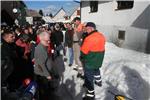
1, 40, 16, 83
64, 29, 74, 48
51, 30, 63, 46
1, 39, 22, 89
1, 39, 18, 61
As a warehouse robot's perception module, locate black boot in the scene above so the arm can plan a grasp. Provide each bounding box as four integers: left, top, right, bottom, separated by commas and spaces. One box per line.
77, 73, 84, 79
95, 80, 102, 87
64, 58, 67, 62
83, 96, 95, 100
83, 90, 95, 100
68, 64, 72, 67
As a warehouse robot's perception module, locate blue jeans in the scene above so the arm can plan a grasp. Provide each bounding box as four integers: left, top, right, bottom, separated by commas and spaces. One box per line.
84, 67, 101, 91
68, 47, 74, 64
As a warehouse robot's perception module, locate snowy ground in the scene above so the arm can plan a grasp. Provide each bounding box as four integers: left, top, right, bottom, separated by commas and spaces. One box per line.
57, 42, 150, 100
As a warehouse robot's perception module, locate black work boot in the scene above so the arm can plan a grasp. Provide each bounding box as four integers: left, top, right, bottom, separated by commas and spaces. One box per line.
95, 80, 102, 87
82, 83, 86, 88
64, 58, 67, 62
83, 96, 95, 100
68, 64, 72, 67
77, 73, 84, 79
83, 90, 95, 100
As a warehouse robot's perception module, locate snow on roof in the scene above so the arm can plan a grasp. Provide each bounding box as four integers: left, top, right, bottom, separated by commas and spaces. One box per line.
42, 16, 54, 23
53, 7, 67, 18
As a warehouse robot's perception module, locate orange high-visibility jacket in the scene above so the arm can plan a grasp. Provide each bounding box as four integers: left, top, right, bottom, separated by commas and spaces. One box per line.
80, 31, 105, 69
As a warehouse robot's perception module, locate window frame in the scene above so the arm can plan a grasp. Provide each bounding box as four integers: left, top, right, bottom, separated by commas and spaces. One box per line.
118, 30, 126, 40
90, 1, 98, 13
116, 1, 134, 10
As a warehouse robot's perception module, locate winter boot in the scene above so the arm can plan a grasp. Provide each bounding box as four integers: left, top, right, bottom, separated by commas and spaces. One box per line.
77, 73, 84, 79
83, 90, 95, 100
64, 58, 67, 62
83, 96, 95, 100
82, 83, 86, 88
68, 64, 72, 67
95, 80, 102, 87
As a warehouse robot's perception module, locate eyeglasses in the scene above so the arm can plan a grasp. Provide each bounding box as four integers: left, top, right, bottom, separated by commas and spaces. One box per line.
44, 40, 50, 43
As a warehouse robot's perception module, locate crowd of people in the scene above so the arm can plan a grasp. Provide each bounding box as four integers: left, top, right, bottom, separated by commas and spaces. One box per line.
1, 17, 106, 100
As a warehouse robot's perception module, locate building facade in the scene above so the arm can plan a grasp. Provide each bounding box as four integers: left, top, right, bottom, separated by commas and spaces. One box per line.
53, 7, 67, 22
26, 9, 42, 25
81, 0, 150, 53
70, 7, 81, 21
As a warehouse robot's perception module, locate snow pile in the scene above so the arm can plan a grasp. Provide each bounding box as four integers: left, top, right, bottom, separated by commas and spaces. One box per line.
62, 42, 150, 100
99, 42, 150, 100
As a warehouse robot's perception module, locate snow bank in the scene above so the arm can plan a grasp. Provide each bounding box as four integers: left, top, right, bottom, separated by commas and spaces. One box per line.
99, 42, 150, 100
62, 42, 150, 100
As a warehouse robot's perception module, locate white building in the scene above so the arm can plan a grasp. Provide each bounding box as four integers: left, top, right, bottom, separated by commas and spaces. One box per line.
81, 0, 150, 53
26, 9, 42, 25
70, 7, 81, 21
26, 17, 33, 25
53, 7, 67, 22
42, 16, 55, 23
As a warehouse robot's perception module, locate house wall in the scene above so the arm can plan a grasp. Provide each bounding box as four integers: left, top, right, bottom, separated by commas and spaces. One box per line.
70, 7, 80, 21
42, 16, 54, 23
26, 17, 33, 24
81, 0, 150, 53
53, 9, 66, 22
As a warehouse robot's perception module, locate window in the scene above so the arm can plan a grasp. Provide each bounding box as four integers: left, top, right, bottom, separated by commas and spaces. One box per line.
118, 30, 125, 40
77, 10, 80, 15
90, 1, 98, 13
117, 1, 134, 10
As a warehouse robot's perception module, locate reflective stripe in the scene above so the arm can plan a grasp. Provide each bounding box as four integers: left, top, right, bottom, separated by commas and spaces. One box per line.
88, 90, 94, 93
95, 79, 102, 82
86, 93, 95, 97
94, 75, 101, 78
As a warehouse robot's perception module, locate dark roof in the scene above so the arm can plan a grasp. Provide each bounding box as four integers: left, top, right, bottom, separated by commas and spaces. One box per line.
26, 9, 42, 17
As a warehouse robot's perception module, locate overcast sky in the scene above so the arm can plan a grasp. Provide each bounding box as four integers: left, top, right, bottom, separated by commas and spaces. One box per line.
24, 0, 80, 16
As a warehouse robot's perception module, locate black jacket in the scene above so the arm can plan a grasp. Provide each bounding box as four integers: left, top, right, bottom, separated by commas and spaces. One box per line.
1, 39, 21, 89
51, 30, 63, 46
64, 29, 74, 48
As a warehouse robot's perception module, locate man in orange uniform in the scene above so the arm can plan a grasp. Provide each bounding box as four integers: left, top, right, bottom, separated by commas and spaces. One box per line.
80, 22, 105, 100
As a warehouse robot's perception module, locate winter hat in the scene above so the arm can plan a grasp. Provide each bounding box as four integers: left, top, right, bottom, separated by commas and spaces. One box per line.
85, 22, 96, 29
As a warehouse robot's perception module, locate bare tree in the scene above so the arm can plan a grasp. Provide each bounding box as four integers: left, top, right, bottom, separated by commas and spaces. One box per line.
39, 9, 43, 16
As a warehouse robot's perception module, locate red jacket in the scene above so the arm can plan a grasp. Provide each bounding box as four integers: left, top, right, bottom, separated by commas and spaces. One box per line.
16, 39, 31, 56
